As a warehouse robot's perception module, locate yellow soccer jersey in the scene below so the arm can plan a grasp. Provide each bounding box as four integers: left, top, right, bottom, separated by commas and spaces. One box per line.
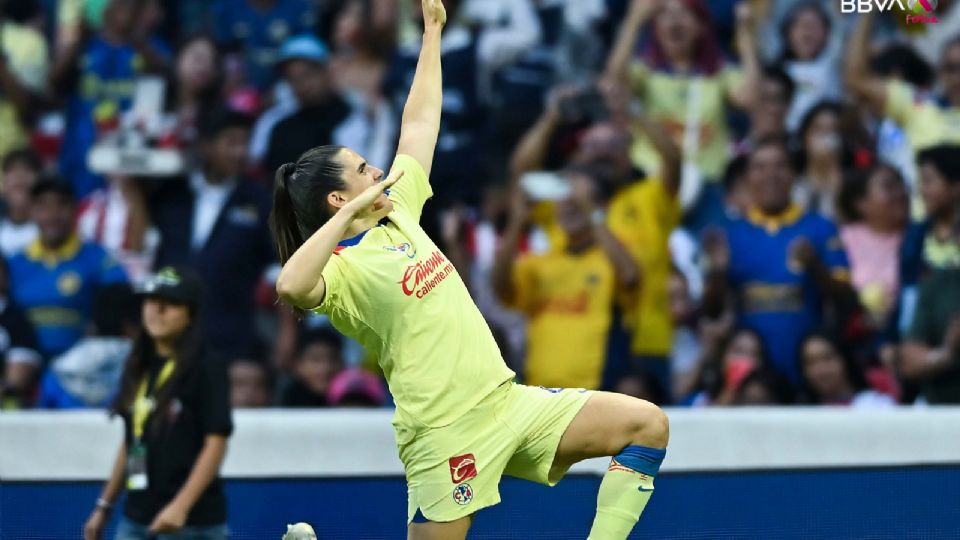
885, 80, 960, 151
628, 62, 743, 181
507, 247, 617, 390
532, 178, 681, 357
314, 155, 515, 428
607, 179, 681, 357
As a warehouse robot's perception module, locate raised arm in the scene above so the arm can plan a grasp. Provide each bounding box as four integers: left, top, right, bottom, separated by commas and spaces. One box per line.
508, 85, 577, 182
492, 191, 529, 307
594, 220, 641, 289
603, 0, 658, 83
844, 13, 887, 113
727, 2, 761, 110
396, 0, 447, 176
634, 112, 681, 197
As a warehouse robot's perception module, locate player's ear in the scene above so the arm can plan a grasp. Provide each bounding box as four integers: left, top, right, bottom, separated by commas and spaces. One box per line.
327, 190, 348, 209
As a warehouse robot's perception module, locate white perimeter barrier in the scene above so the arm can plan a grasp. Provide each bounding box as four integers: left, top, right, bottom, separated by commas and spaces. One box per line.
2, 407, 959, 481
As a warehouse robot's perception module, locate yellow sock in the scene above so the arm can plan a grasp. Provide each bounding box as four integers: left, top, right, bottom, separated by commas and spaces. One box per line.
588, 445, 665, 540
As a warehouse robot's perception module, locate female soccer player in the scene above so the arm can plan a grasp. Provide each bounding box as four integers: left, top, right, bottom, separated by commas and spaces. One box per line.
270, 1, 668, 538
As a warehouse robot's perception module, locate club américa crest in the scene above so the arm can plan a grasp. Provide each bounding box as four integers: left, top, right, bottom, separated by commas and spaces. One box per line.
452, 483, 474, 505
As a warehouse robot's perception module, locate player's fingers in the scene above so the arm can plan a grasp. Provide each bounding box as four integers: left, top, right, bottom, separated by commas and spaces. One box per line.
380, 170, 405, 190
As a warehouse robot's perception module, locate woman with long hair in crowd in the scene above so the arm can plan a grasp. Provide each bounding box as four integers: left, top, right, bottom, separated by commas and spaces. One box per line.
604, 0, 760, 229
798, 331, 896, 408
792, 100, 858, 220
686, 327, 770, 407
169, 34, 226, 145
84, 267, 232, 540
837, 163, 910, 329
772, 1, 845, 130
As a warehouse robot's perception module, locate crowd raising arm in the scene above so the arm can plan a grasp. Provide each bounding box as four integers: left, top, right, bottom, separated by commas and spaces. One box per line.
843, 12, 889, 115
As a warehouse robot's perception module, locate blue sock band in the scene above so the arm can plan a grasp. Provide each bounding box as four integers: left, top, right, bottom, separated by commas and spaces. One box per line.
613, 445, 666, 477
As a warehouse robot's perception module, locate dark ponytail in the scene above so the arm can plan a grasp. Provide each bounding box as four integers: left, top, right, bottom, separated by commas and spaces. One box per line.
269, 145, 348, 265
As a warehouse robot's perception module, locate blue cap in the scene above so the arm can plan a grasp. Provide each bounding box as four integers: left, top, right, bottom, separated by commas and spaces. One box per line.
277, 34, 330, 66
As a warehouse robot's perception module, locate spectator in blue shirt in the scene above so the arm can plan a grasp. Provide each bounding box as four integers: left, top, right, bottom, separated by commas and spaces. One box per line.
212, 0, 317, 90
7, 178, 128, 359
37, 283, 140, 409
702, 137, 857, 385
49, 0, 170, 198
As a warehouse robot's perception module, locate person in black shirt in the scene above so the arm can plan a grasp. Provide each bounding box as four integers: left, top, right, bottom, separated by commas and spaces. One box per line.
264, 35, 354, 175
280, 326, 345, 407
84, 266, 232, 540
0, 256, 41, 409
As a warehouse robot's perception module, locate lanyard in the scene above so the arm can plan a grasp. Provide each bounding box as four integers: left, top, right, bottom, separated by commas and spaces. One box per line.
131, 358, 176, 441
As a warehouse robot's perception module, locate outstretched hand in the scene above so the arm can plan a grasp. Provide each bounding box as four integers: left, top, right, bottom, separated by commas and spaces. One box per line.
422, 0, 447, 29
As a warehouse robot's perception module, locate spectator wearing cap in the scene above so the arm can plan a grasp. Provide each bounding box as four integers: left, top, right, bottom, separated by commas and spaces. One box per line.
212, 0, 317, 90
263, 34, 384, 175
151, 107, 276, 358
84, 265, 232, 540
328, 368, 386, 407
49, 0, 170, 198
281, 327, 345, 407
0, 149, 42, 258
6, 177, 128, 359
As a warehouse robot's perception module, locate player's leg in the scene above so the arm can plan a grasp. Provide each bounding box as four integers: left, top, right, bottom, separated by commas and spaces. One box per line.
552, 392, 669, 540
407, 515, 473, 540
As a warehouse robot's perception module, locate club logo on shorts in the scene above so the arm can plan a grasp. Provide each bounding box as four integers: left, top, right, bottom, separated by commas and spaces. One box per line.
449, 454, 478, 484
452, 483, 474, 505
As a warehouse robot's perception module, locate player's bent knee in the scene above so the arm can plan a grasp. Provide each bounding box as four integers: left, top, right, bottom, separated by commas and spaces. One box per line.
630, 400, 669, 449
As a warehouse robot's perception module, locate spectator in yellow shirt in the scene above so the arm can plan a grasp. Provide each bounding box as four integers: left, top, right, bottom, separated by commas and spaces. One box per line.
845, 13, 960, 154
510, 81, 683, 397
604, 0, 759, 231
0, 18, 49, 159
492, 168, 639, 390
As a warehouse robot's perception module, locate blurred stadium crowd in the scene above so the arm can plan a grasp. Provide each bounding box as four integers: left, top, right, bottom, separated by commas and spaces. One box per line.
0, 0, 958, 411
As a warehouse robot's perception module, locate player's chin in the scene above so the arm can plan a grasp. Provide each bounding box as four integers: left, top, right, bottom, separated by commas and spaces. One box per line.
377, 196, 394, 214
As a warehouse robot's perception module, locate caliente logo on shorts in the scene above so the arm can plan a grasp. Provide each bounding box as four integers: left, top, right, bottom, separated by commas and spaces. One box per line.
452, 483, 474, 505
449, 454, 478, 484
